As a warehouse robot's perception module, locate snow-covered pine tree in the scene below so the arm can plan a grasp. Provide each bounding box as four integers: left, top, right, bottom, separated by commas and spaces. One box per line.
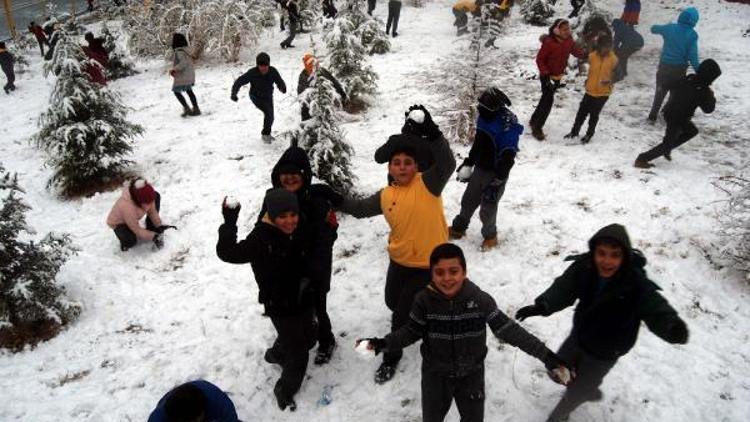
0, 163, 80, 350
101, 21, 138, 80
324, 9, 378, 109
717, 175, 750, 280
343, 0, 390, 54
293, 50, 356, 194
520, 0, 554, 26
35, 31, 143, 197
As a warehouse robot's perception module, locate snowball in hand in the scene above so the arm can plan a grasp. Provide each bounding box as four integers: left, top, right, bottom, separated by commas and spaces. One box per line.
458, 165, 473, 180
407, 109, 425, 124
355, 340, 375, 359
225, 196, 239, 209
551, 367, 572, 385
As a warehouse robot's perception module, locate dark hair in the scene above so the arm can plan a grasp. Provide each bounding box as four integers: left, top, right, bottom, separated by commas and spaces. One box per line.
430, 243, 466, 271
0, 42, 5, 49
29, 21, 36, 26
389, 145, 417, 162
164, 383, 207, 422
593, 236, 624, 251
548, 18, 569, 36
172, 33, 188, 50
256, 52, 270, 66
596, 34, 613, 50
85, 32, 94, 42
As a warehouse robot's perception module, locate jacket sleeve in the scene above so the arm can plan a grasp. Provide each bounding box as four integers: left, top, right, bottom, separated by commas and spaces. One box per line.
571, 42, 586, 60
687, 35, 700, 72
483, 293, 552, 362
699, 87, 716, 114
322, 68, 347, 99
535, 261, 583, 315
231, 70, 252, 97
536, 41, 552, 76
385, 295, 427, 350
338, 190, 383, 218
122, 204, 156, 241
422, 135, 457, 197
297, 70, 308, 95
495, 150, 516, 180
173, 51, 188, 73
273, 68, 287, 94
650, 24, 666, 35
307, 199, 338, 287
464, 132, 481, 166
216, 223, 261, 264
145, 203, 162, 228
639, 287, 688, 344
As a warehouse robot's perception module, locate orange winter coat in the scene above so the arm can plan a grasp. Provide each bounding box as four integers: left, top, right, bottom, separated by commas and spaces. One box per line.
585, 51, 618, 97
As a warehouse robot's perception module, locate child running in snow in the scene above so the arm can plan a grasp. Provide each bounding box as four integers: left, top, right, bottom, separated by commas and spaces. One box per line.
357, 243, 573, 422
216, 189, 316, 412
515, 224, 689, 421
564, 33, 617, 144
333, 105, 456, 384
106, 179, 175, 252
611, 17, 644, 83
449, 87, 523, 251
0, 42, 15, 94
170, 33, 200, 117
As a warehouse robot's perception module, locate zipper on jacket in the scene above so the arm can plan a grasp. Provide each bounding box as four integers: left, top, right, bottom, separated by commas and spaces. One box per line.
450, 300, 457, 377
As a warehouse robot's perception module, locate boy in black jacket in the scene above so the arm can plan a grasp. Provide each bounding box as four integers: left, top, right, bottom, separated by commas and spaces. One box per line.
0, 42, 15, 94
359, 243, 572, 422
515, 224, 689, 421
635, 59, 721, 168
230, 52, 287, 144
217, 188, 316, 412
449, 87, 523, 251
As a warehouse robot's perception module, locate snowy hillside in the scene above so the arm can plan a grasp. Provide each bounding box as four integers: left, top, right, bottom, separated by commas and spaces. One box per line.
1, 0, 749, 421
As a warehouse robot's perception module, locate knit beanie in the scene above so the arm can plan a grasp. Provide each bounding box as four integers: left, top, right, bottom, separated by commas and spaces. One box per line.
265, 188, 299, 219
256, 52, 270, 66
303, 53, 316, 74
131, 179, 156, 205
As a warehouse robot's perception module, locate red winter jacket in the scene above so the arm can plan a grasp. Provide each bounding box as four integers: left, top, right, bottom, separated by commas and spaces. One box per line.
30, 24, 47, 42
536, 35, 586, 77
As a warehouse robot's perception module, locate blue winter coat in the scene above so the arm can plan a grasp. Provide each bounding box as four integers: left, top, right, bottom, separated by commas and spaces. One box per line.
148, 380, 239, 422
612, 18, 644, 53
651, 7, 700, 70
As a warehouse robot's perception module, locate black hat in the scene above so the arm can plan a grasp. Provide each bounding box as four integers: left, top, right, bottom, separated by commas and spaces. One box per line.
256, 52, 270, 66
478, 87, 511, 111
265, 188, 299, 219
696, 59, 721, 86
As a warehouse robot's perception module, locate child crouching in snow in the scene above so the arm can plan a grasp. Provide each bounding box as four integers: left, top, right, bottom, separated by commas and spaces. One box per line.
358, 243, 573, 422
216, 189, 316, 412
106, 179, 174, 251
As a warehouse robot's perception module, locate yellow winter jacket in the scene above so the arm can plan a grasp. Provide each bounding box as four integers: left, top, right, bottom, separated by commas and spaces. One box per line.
453, 0, 477, 13
381, 173, 448, 269
585, 51, 618, 97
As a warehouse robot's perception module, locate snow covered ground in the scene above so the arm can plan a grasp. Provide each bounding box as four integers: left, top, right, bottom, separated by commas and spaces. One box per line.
1, 0, 749, 421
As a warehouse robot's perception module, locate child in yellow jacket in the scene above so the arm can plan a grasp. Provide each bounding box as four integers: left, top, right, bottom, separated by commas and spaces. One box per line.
565, 34, 618, 144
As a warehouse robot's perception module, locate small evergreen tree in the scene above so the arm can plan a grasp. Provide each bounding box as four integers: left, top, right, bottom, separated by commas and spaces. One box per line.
101, 21, 138, 80
520, 0, 554, 26
0, 163, 80, 350
343, 0, 390, 54
717, 175, 750, 281
324, 9, 378, 107
35, 31, 143, 197
293, 52, 356, 194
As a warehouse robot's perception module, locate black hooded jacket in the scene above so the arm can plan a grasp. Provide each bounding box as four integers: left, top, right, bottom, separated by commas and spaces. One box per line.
534, 224, 688, 360
256, 147, 338, 292
663, 59, 720, 122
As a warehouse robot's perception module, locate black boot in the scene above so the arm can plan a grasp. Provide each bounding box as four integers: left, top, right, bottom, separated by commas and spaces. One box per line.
314, 341, 336, 365
374, 361, 397, 384
273, 384, 297, 411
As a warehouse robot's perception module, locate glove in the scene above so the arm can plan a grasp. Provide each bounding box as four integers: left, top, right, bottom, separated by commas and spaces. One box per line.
222, 196, 241, 225
356, 337, 387, 355
230, 94, 239, 102
153, 225, 177, 234
402, 104, 442, 141
169, 69, 176, 77
152, 233, 164, 250
456, 163, 473, 182
666, 321, 689, 344
543, 352, 574, 386
515, 303, 545, 321
540, 75, 553, 91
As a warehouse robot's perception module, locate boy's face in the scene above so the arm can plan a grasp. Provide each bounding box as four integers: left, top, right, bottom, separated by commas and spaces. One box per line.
273, 211, 299, 234
279, 173, 303, 193
259, 64, 270, 75
432, 258, 466, 299
593, 243, 624, 279
388, 153, 418, 186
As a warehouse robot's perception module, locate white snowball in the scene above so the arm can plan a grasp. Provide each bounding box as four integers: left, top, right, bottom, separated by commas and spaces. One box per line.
458, 165, 473, 180
407, 109, 425, 124
355, 340, 375, 359
225, 196, 240, 209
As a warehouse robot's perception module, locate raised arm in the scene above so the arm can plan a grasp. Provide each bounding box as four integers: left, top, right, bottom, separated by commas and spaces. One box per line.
422, 134, 457, 196
216, 204, 261, 264
338, 190, 383, 218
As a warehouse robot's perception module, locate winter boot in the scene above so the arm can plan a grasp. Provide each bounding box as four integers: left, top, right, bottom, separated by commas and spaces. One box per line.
532, 126, 546, 141
481, 236, 498, 251
314, 341, 336, 365
181, 106, 191, 117
664, 150, 672, 161
191, 105, 201, 116
374, 361, 397, 384
448, 226, 466, 240
633, 158, 654, 169
3, 86, 8, 94
273, 384, 297, 411
580, 133, 593, 144
563, 131, 578, 139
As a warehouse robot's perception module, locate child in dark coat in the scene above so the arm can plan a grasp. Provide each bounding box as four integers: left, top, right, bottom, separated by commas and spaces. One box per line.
612, 18, 644, 83
359, 243, 572, 422
0, 42, 15, 94
148, 380, 239, 422
635, 59, 720, 168
449, 87, 523, 251
231, 52, 287, 143
515, 224, 689, 421
217, 189, 316, 412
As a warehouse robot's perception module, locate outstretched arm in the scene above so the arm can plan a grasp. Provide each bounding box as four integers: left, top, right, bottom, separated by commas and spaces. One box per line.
338, 190, 383, 218
231, 70, 252, 98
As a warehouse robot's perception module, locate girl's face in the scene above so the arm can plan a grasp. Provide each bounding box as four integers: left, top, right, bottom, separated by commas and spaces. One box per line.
279, 173, 303, 193
388, 153, 418, 186
273, 211, 299, 234
556, 23, 572, 39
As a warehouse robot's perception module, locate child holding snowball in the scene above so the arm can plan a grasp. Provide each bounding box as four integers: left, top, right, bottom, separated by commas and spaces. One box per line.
357, 243, 572, 422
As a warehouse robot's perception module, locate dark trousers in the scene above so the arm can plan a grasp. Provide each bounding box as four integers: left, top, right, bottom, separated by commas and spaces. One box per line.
36, 39, 46, 57
452, 166, 506, 240
269, 307, 317, 397
383, 260, 431, 365
571, 94, 609, 136
636, 119, 698, 163
281, 20, 297, 47
547, 334, 617, 421
386, 1, 401, 35
648, 62, 687, 120
2, 68, 15, 92
453, 9, 468, 31
613, 47, 638, 83
530, 78, 561, 130
368, 0, 376, 15
422, 366, 485, 422
251, 96, 274, 135
568, 0, 585, 18
174, 89, 198, 110
315, 293, 335, 347
113, 192, 161, 249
